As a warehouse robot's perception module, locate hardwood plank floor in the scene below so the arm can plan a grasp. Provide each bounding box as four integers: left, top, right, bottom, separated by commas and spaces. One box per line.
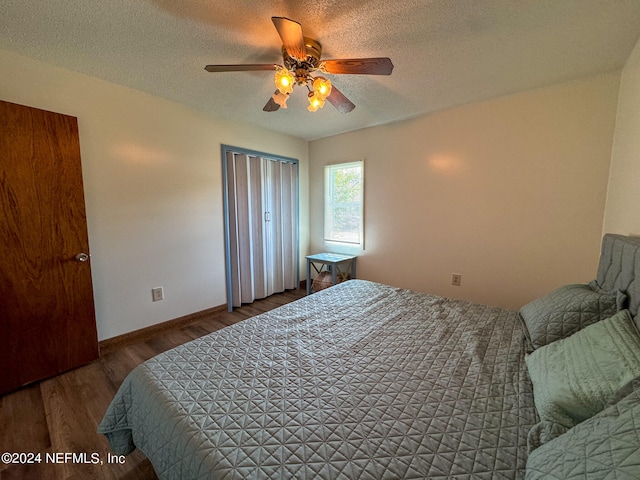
0, 289, 305, 480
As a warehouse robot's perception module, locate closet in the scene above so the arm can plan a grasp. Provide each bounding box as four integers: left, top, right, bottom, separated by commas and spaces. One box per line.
223, 147, 299, 309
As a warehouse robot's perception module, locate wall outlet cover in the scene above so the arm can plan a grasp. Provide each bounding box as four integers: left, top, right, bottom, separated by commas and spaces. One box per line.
152, 286, 164, 301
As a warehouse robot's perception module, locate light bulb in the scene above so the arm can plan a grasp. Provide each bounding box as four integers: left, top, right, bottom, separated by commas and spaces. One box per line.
307, 92, 325, 112
274, 68, 295, 95
312, 77, 332, 100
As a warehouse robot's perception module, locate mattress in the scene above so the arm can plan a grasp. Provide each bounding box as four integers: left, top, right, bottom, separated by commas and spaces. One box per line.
99, 279, 537, 479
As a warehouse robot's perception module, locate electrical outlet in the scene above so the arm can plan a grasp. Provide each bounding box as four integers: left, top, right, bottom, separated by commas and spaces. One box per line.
451, 273, 462, 287
152, 286, 164, 302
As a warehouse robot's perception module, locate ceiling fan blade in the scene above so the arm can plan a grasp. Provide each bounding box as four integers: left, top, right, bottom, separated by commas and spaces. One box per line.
327, 85, 355, 114
205, 64, 278, 72
272, 17, 307, 61
321, 58, 394, 75
263, 91, 281, 112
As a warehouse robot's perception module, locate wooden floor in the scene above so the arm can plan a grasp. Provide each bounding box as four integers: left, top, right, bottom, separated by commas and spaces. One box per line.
0, 289, 305, 480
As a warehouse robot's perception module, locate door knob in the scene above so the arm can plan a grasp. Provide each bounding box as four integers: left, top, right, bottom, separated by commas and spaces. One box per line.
75, 252, 90, 262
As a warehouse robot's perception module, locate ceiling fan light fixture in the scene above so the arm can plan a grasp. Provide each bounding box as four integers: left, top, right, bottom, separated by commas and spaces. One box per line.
272, 90, 289, 108
307, 91, 325, 112
206, 17, 392, 114
312, 76, 332, 100
274, 67, 295, 94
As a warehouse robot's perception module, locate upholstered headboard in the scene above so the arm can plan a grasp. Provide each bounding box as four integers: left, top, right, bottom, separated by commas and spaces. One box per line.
595, 234, 640, 319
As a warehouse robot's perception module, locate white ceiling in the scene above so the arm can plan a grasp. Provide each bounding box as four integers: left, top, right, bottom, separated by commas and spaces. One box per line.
1, 1, 640, 141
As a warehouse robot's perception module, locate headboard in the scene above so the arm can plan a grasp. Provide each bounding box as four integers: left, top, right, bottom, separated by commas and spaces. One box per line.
595, 234, 640, 320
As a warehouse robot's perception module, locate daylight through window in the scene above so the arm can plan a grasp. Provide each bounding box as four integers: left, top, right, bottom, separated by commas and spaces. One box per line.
324, 161, 364, 247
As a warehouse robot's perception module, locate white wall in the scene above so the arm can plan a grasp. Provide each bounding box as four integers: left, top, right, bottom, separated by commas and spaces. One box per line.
603, 37, 640, 236
0, 49, 309, 341
1, 44, 625, 338
309, 73, 620, 310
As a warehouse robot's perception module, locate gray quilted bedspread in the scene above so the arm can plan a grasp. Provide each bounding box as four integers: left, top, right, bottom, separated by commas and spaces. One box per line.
98, 280, 537, 479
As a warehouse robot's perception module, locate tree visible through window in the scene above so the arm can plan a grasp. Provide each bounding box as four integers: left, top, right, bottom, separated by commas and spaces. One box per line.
324, 161, 363, 246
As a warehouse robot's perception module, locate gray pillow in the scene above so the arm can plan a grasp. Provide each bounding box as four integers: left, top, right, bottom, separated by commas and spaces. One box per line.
525, 310, 640, 429
519, 283, 625, 349
525, 376, 640, 479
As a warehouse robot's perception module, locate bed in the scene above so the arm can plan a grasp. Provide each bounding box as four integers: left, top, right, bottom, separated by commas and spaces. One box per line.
99, 234, 640, 479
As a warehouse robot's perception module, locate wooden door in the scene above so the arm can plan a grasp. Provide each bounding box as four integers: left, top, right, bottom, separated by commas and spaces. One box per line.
0, 100, 98, 395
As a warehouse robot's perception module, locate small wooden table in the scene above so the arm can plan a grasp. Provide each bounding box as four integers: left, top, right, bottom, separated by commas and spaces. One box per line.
305, 253, 357, 295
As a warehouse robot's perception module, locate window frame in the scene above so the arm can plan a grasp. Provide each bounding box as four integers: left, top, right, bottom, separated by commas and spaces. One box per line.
323, 160, 364, 249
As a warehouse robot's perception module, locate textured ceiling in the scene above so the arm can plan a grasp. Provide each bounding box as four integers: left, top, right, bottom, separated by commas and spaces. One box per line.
1, 1, 640, 141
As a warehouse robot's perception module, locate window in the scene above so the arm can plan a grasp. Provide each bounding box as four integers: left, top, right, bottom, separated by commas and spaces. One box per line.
324, 161, 364, 247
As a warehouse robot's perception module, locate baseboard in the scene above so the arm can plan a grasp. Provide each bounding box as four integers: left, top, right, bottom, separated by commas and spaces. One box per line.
98, 304, 227, 356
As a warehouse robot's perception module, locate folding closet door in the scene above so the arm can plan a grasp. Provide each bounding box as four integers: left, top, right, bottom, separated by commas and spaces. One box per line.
225, 152, 265, 306
263, 158, 298, 296
279, 160, 298, 291
224, 150, 298, 309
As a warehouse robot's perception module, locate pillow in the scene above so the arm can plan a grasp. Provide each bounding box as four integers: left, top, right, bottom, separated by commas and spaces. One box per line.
604, 374, 640, 409
525, 380, 640, 479
527, 374, 640, 453
526, 420, 568, 453
525, 309, 640, 429
519, 283, 625, 349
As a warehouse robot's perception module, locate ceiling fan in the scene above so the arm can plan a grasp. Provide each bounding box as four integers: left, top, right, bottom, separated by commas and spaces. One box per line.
205, 17, 394, 113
